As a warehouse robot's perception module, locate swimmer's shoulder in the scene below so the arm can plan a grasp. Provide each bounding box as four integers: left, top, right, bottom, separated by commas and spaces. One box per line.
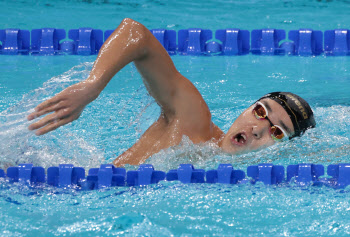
212, 122, 224, 139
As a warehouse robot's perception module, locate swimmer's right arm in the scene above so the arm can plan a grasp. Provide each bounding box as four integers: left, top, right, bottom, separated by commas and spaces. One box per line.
28, 18, 208, 135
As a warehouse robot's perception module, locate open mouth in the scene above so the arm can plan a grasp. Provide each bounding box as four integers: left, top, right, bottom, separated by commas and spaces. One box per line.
231, 132, 247, 146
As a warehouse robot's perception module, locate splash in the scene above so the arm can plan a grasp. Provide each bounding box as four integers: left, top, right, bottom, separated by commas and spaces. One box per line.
0, 62, 104, 170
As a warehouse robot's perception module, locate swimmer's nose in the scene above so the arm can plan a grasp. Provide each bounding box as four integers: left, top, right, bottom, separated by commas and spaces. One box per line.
252, 122, 269, 140
252, 126, 262, 139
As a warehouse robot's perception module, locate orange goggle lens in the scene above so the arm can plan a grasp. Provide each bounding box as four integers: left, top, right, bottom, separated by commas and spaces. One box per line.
270, 126, 285, 140
253, 103, 267, 120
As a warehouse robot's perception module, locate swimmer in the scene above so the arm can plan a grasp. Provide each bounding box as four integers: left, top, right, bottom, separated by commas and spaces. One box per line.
27, 18, 316, 166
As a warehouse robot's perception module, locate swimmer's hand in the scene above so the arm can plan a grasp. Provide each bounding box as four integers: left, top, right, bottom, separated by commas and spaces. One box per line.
27, 81, 99, 135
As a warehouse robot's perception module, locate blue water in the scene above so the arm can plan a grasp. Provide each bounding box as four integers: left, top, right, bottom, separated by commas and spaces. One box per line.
1, 0, 350, 236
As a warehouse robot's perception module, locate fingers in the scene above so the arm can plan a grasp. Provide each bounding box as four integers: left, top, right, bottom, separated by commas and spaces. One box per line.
35, 117, 71, 136
27, 102, 64, 121
36, 97, 60, 112
27, 97, 61, 121
28, 109, 69, 132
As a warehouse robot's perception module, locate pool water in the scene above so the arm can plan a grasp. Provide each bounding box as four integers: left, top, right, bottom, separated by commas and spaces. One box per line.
1, 0, 350, 236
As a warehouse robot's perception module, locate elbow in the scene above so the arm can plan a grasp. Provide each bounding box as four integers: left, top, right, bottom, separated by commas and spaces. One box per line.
120, 18, 148, 36
121, 18, 137, 25
119, 18, 149, 55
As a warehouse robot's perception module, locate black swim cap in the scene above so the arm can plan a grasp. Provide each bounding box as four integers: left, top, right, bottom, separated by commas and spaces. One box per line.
258, 92, 316, 139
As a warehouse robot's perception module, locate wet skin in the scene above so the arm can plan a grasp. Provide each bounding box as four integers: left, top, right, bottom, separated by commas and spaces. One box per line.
27, 18, 294, 166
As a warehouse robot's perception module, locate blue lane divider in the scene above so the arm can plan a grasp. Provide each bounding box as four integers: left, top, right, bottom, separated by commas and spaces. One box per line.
287, 164, 324, 185
251, 29, 286, 55
67, 28, 104, 55
126, 164, 165, 186
0, 29, 30, 55
0, 169, 4, 178
288, 29, 323, 56
324, 29, 350, 56
3, 163, 350, 189
47, 164, 85, 188
7, 164, 45, 185
247, 163, 284, 185
205, 41, 222, 54
86, 164, 126, 189
215, 29, 250, 55
166, 164, 205, 183
327, 164, 350, 188
178, 28, 212, 55
127, 164, 165, 186
31, 28, 66, 55
1, 27, 350, 56
206, 164, 245, 184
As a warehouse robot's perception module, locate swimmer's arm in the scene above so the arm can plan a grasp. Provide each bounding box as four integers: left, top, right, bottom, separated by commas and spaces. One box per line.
86, 18, 205, 118
28, 18, 209, 135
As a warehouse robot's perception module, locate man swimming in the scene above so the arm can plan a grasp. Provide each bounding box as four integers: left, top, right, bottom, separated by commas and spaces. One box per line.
27, 18, 316, 166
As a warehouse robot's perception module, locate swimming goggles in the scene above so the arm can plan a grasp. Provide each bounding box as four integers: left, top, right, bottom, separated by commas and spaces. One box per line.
252, 102, 289, 142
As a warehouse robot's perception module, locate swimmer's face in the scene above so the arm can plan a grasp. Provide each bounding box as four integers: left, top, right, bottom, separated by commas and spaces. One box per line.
220, 98, 295, 154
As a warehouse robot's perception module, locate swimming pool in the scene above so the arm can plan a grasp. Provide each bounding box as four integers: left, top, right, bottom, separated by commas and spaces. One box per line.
1, 0, 350, 235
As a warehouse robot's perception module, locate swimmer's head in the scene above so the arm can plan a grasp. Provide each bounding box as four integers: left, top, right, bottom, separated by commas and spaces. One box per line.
219, 92, 316, 154
258, 92, 316, 139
